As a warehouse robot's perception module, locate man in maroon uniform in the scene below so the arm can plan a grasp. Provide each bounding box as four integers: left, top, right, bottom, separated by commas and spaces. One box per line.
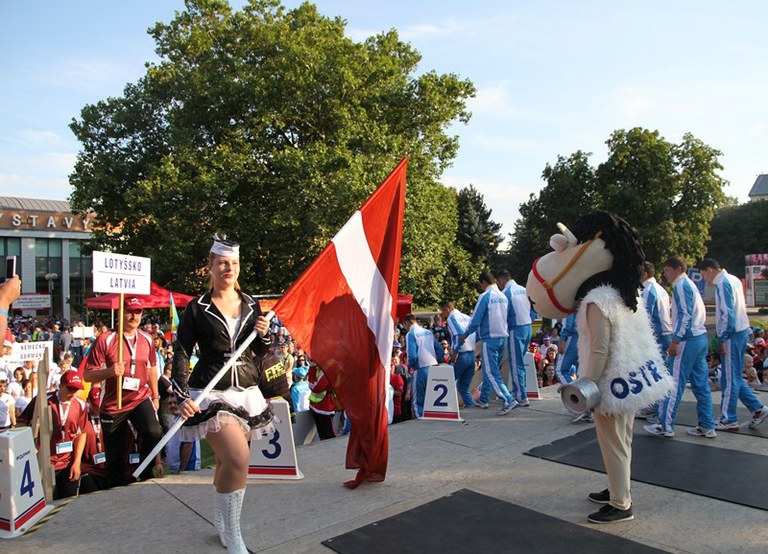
84, 297, 162, 486
78, 385, 109, 493
18, 370, 88, 499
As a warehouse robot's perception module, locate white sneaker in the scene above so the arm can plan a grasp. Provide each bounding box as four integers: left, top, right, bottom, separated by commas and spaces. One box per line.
496, 400, 519, 416
644, 424, 674, 437
749, 406, 768, 429
714, 420, 739, 431
686, 426, 716, 438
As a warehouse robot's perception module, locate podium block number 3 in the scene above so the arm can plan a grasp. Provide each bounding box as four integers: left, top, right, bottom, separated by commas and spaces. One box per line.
261, 429, 282, 460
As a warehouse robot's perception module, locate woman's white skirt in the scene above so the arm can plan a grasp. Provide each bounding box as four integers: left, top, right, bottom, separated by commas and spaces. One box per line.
179, 386, 274, 442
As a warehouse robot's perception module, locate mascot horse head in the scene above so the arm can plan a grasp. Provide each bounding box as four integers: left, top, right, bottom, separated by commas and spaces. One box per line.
526, 211, 645, 318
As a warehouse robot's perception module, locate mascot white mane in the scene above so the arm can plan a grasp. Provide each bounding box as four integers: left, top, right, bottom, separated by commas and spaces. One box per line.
526, 211, 673, 415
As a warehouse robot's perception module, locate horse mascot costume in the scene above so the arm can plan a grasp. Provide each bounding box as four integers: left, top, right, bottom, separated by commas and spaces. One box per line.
526, 211, 673, 523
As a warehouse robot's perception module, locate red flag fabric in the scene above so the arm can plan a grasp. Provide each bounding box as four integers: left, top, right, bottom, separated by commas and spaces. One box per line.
273, 158, 407, 488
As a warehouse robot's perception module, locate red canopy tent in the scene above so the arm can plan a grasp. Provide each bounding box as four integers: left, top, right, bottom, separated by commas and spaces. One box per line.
85, 281, 195, 310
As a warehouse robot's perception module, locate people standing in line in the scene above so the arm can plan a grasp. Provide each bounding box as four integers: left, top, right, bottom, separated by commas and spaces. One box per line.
439, 300, 477, 409
645, 256, 716, 438
636, 261, 673, 421
404, 313, 443, 417
84, 296, 164, 485
496, 270, 533, 408
699, 258, 768, 430
461, 271, 518, 416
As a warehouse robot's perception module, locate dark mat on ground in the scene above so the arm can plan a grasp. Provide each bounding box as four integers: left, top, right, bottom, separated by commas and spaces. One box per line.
322, 489, 665, 554
673, 401, 768, 438
526, 429, 768, 511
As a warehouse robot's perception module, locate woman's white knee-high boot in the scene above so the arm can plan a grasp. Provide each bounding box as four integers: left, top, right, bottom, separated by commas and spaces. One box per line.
215, 488, 248, 554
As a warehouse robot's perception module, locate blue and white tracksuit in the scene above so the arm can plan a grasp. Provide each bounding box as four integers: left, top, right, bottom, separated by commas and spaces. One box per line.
503, 280, 533, 402
642, 277, 673, 352
446, 309, 477, 408
713, 270, 764, 423
406, 322, 442, 418
554, 313, 579, 385
465, 284, 513, 406
658, 274, 714, 432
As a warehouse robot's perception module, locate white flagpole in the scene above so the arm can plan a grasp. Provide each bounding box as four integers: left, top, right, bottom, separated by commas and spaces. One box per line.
132, 311, 275, 479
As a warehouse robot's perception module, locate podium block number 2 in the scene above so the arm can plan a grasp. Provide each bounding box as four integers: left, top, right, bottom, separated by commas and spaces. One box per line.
433, 384, 449, 407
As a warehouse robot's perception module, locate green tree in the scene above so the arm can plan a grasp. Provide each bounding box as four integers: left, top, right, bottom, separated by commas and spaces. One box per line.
509, 128, 727, 274
456, 184, 503, 265
706, 200, 768, 278
69, 0, 475, 304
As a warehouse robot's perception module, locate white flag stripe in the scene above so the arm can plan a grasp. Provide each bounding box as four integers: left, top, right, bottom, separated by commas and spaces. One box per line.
332, 210, 395, 373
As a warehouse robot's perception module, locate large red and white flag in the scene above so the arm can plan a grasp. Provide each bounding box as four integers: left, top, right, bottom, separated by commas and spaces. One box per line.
273, 158, 407, 488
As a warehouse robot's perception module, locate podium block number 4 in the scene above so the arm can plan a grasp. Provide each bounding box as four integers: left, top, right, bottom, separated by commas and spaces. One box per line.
20, 460, 35, 498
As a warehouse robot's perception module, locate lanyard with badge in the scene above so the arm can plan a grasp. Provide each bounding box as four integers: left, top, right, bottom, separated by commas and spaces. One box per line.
122, 334, 141, 392
56, 399, 74, 455
90, 415, 106, 465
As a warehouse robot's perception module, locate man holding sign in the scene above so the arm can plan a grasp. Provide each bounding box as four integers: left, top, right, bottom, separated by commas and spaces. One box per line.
84, 297, 162, 486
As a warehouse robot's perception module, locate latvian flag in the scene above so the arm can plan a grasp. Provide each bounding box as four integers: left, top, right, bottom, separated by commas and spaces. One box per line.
274, 158, 407, 489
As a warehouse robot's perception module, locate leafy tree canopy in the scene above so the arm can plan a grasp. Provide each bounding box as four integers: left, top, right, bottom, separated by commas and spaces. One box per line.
706, 200, 768, 278
509, 128, 727, 278
69, 0, 475, 305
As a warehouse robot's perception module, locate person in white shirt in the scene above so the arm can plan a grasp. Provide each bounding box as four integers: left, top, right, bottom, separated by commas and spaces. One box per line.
0, 377, 16, 429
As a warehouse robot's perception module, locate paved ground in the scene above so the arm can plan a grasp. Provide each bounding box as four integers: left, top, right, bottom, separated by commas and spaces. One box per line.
9, 385, 768, 553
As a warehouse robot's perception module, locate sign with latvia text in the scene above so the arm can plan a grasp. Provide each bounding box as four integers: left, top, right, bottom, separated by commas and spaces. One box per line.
92, 251, 151, 295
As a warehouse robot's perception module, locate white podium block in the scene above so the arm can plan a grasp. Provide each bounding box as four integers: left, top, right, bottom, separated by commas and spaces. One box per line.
0, 428, 54, 539
421, 364, 464, 421
248, 398, 303, 479
524, 352, 541, 400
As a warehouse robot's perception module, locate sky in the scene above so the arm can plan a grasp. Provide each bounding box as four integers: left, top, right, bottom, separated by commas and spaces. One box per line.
2, 0, 767, 241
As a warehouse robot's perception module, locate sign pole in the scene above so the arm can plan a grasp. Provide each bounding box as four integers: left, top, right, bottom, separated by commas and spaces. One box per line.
117, 293, 124, 410
33, 349, 54, 503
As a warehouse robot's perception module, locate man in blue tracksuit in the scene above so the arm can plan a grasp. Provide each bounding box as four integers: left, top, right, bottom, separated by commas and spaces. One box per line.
404, 313, 442, 418
462, 271, 517, 416
440, 300, 477, 409
641, 262, 673, 351
496, 270, 533, 406
554, 313, 579, 385
645, 256, 715, 438
637, 261, 673, 420
700, 258, 768, 430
